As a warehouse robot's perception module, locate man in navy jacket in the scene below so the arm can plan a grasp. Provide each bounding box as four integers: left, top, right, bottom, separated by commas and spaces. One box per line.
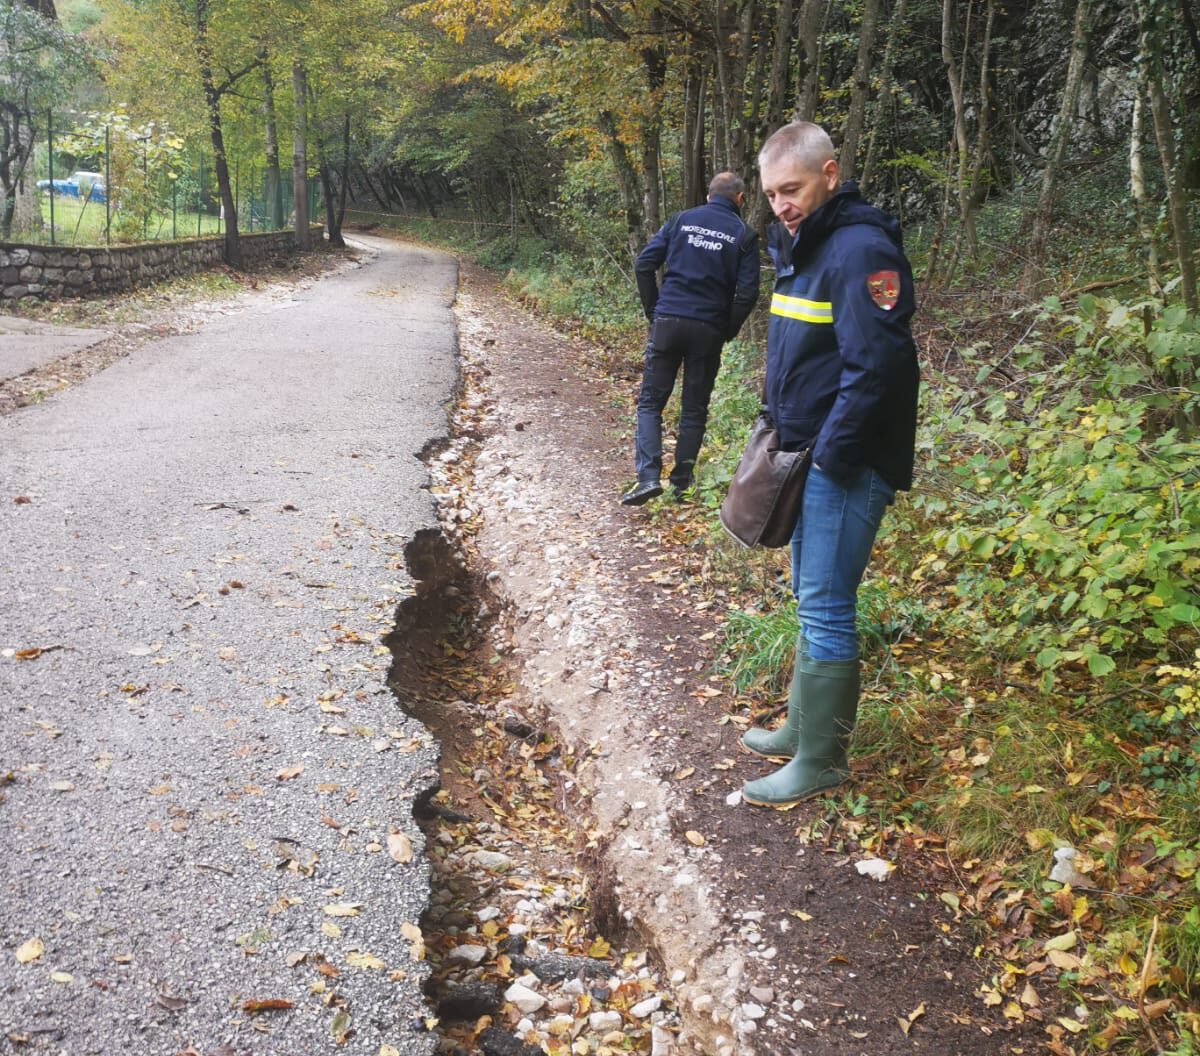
622, 172, 760, 505
739, 122, 919, 808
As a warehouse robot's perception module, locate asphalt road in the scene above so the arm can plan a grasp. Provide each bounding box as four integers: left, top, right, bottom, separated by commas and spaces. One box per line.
0, 236, 458, 1055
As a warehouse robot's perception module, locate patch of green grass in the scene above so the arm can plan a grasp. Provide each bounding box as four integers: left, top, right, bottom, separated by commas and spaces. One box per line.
34, 197, 224, 246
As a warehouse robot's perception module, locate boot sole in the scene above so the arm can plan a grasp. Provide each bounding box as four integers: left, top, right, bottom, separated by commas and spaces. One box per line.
742, 778, 847, 809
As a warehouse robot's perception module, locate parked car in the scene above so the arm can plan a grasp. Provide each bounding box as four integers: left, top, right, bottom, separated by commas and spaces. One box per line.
35, 170, 106, 203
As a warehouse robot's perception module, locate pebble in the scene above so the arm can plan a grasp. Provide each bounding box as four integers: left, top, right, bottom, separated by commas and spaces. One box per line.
741, 1002, 766, 1019
472, 850, 514, 872
504, 982, 547, 1015
446, 944, 489, 967
588, 1010, 623, 1032
630, 995, 662, 1018
749, 985, 774, 1003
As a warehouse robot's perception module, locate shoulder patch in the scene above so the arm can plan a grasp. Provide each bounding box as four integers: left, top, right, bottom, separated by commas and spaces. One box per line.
867, 270, 900, 310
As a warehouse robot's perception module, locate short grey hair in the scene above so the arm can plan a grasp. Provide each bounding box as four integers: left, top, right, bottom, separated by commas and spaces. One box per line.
707, 171, 745, 201
758, 122, 835, 172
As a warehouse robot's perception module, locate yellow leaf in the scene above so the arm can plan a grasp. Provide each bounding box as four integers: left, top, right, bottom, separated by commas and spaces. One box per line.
346, 951, 385, 970
323, 902, 362, 917
1117, 952, 1138, 976
1044, 931, 1077, 952
685, 830, 706, 847
380, 1046, 401, 1056
321, 921, 342, 939
1003, 1002, 1024, 1022
587, 936, 611, 959
674, 767, 695, 780
1071, 896, 1089, 923
790, 910, 813, 921
50, 971, 73, 984
481, 921, 498, 938
1113, 1006, 1140, 1021
1020, 983, 1040, 1007
1057, 1017, 1086, 1034
15, 938, 43, 964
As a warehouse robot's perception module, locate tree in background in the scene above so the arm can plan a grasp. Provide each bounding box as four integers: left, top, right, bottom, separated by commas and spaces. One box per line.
0, 0, 91, 238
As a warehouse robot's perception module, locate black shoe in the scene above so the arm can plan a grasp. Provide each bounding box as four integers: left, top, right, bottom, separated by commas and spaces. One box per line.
620, 480, 663, 506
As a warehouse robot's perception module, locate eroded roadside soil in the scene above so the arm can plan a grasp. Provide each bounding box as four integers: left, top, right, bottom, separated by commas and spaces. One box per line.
394, 250, 1051, 1056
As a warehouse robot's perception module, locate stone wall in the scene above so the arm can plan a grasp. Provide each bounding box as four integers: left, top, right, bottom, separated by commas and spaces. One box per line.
0, 229, 320, 301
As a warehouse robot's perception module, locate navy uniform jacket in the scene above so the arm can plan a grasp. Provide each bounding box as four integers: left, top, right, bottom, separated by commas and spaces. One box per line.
635, 196, 760, 339
765, 184, 919, 492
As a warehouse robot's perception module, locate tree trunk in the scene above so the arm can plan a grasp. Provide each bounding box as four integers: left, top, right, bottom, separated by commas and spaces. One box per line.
860, 0, 907, 194
941, 0, 976, 266
794, 0, 823, 120
681, 55, 707, 208
337, 113, 350, 239
292, 62, 310, 250
194, 1, 241, 268
639, 18, 666, 238
1129, 60, 1162, 297
1023, 0, 1093, 290
261, 53, 284, 230
1146, 68, 1197, 312
598, 109, 642, 254
839, 0, 881, 181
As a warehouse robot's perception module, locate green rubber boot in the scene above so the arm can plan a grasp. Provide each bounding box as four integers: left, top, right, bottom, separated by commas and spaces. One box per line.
740, 636, 809, 761
742, 654, 860, 808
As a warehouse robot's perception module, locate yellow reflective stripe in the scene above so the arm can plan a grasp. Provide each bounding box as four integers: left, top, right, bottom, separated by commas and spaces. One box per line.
770, 292, 833, 323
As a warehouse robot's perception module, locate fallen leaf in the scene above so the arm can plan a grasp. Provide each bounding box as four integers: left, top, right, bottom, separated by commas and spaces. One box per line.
323, 902, 361, 918
401, 922, 425, 960
790, 910, 813, 922
330, 1009, 351, 1042
685, 830, 706, 847
243, 998, 295, 1012
276, 764, 304, 781
14, 648, 42, 660
346, 951, 385, 970
1044, 931, 1078, 952
674, 767, 695, 780
50, 971, 73, 984
386, 829, 413, 864
15, 938, 43, 964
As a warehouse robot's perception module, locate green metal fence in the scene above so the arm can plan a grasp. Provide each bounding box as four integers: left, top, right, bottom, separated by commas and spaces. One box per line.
22, 109, 320, 247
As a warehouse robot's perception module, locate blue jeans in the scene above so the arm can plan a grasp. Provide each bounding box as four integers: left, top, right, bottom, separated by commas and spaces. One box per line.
634, 315, 723, 486
791, 465, 895, 662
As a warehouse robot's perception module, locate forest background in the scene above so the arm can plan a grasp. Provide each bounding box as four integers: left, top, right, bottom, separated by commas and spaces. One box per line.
3, 0, 1199, 1052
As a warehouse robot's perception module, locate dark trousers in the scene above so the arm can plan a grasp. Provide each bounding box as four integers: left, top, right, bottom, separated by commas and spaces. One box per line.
634, 315, 723, 486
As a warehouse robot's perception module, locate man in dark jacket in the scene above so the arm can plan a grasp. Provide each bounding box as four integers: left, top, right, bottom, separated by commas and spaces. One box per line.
621, 172, 760, 505
739, 122, 919, 808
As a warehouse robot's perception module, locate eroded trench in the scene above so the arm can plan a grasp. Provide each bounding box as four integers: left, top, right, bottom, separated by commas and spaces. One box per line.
385, 526, 683, 1056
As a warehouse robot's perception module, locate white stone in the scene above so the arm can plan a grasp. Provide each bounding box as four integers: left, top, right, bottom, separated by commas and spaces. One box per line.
477, 906, 501, 922
725, 789, 742, 806
507, 923, 528, 936
630, 995, 662, 1019
651, 1025, 676, 1055
749, 986, 774, 1003
505, 982, 546, 1015
472, 850, 513, 872
446, 944, 488, 967
588, 1010, 623, 1032
741, 1003, 766, 1019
